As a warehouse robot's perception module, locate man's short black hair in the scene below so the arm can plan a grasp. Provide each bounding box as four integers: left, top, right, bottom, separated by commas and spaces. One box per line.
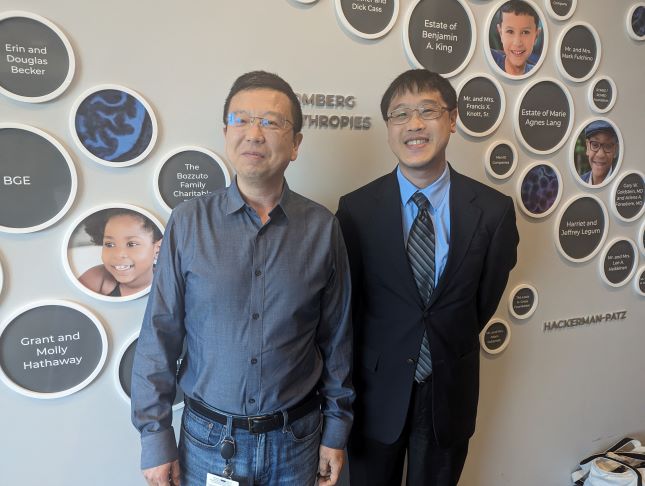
380, 69, 457, 120
222, 70, 303, 134
84, 208, 162, 246
499, 0, 539, 28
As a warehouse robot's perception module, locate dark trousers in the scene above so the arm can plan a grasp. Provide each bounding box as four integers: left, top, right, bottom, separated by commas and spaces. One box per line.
348, 380, 469, 486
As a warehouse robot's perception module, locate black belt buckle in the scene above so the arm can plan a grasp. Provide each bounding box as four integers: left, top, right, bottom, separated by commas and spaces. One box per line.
247, 414, 276, 434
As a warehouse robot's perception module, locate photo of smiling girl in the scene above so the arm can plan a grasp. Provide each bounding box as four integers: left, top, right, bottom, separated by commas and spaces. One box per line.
66, 207, 164, 300
488, 0, 545, 77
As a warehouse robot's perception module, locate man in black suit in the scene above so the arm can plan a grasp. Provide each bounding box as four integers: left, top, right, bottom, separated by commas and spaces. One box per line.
336, 69, 519, 485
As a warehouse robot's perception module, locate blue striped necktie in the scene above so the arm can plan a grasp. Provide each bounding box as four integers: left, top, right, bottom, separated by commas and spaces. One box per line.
407, 192, 434, 382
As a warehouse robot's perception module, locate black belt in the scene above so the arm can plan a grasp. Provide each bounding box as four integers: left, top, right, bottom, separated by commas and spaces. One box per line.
185, 393, 322, 434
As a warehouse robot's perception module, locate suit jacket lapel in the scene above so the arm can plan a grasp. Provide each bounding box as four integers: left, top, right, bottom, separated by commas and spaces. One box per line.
428, 166, 482, 309
372, 170, 423, 307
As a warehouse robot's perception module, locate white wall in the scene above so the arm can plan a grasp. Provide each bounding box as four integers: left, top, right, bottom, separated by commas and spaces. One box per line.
0, 1, 643, 485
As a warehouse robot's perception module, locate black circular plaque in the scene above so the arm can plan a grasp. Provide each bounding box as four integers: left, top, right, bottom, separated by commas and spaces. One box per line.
636, 267, 645, 296
0, 12, 75, 102
481, 319, 510, 355
509, 284, 538, 319
612, 171, 645, 222
0, 124, 76, 233
601, 239, 637, 287
405, 0, 475, 77
457, 75, 504, 137
516, 79, 572, 154
485, 141, 517, 179
0, 301, 107, 398
557, 23, 600, 82
117, 336, 184, 407
589, 77, 616, 113
155, 147, 230, 212
556, 195, 608, 262
336, 0, 399, 38
546, 0, 576, 20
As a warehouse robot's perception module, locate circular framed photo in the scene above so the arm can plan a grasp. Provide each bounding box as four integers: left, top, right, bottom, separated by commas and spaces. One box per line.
626, 3, 645, 41
485, 0, 548, 80
517, 161, 562, 218
569, 118, 623, 189
70, 84, 158, 167
62, 204, 165, 302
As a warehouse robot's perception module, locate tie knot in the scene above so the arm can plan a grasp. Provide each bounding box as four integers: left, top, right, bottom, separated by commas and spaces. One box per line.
411, 192, 430, 211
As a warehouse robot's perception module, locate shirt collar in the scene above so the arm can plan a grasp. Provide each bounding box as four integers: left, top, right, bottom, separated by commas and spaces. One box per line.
225, 177, 291, 220
397, 163, 451, 210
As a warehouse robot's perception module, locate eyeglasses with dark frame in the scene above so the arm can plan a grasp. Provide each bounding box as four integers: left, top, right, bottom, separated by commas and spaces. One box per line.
587, 139, 617, 154
387, 104, 451, 125
227, 111, 294, 131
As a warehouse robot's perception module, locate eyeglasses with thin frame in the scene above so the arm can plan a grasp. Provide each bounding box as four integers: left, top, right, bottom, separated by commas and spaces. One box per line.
387, 104, 451, 125
587, 139, 617, 154
227, 111, 293, 131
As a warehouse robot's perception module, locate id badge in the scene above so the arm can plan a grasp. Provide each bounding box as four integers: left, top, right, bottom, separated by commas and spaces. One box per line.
206, 472, 239, 486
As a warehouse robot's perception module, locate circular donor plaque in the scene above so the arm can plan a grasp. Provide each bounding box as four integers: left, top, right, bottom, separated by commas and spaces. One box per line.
640, 220, 645, 256
116, 333, 185, 409
545, 0, 576, 20
404, 0, 476, 78
612, 171, 645, 222
0, 301, 107, 399
635, 266, 645, 296
627, 3, 645, 41
570, 118, 623, 189
485, 0, 548, 80
70, 85, 157, 167
335, 0, 399, 39
518, 162, 562, 218
0, 11, 75, 103
154, 147, 230, 212
556, 195, 608, 263
508, 284, 538, 319
480, 319, 510, 355
62, 204, 165, 302
0, 123, 77, 233
484, 141, 518, 180
457, 74, 505, 137
515, 78, 573, 155
588, 76, 617, 114
556, 22, 601, 82
600, 238, 638, 287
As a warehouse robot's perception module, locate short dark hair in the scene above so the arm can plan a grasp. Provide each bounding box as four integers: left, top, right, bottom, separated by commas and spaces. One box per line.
499, 0, 539, 29
222, 70, 303, 134
84, 208, 162, 246
380, 69, 457, 120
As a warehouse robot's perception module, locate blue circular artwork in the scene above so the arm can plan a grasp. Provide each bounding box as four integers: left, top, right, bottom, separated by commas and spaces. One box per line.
519, 163, 561, 218
72, 86, 157, 166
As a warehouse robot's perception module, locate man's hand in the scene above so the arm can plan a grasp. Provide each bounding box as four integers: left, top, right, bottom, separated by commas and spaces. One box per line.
317, 445, 344, 486
142, 460, 181, 486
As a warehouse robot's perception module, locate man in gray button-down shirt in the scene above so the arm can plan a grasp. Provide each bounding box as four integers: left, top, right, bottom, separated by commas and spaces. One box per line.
131, 71, 354, 486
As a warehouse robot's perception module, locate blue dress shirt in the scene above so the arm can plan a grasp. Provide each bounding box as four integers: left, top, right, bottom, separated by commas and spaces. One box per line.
131, 178, 354, 469
397, 164, 451, 286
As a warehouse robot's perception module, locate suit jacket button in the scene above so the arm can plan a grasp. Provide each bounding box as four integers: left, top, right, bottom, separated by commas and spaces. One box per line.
406, 358, 415, 365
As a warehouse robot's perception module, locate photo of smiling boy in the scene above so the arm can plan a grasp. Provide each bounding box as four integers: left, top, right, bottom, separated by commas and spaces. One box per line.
490, 0, 543, 77
574, 120, 620, 187
75, 208, 163, 298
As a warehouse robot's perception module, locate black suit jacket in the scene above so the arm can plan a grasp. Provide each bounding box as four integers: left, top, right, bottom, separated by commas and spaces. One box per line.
336, 165, 519, 447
